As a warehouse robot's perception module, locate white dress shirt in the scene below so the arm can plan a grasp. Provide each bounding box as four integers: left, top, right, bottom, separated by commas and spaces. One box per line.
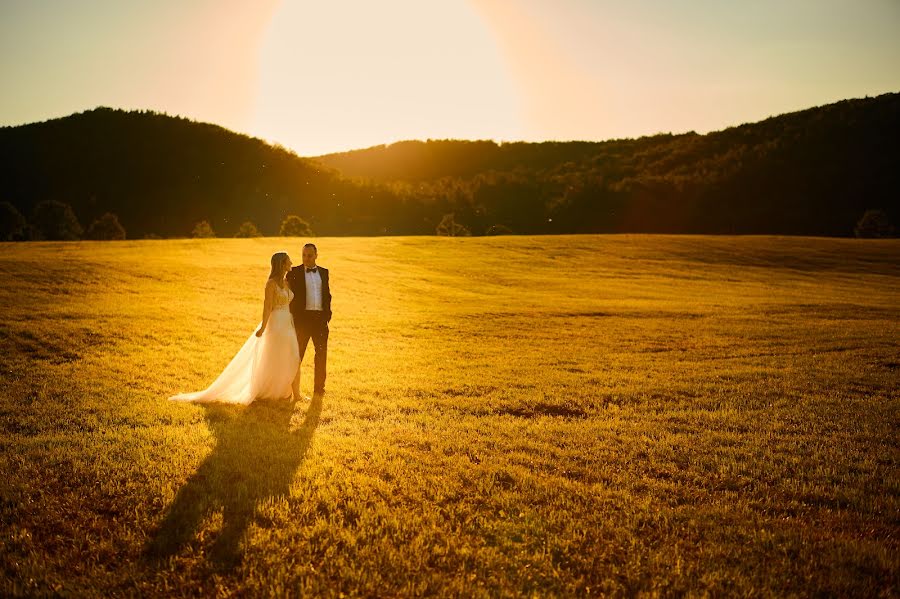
304, 268, 323, 311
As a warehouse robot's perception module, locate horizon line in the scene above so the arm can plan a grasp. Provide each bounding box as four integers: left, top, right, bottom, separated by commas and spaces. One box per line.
2, 90, 897, 158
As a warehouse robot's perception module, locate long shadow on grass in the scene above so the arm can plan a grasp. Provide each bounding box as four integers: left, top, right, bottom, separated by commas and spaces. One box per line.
145, 393, 322, 569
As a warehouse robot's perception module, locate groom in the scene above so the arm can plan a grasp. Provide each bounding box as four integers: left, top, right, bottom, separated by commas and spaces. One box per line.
287, 243, 332, 398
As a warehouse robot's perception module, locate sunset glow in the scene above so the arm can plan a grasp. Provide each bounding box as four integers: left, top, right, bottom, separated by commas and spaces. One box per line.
1, 0, 898, 155
251, 0, 521, 155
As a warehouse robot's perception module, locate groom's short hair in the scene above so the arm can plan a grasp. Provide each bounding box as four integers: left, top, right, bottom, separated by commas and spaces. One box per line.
303, 243, 317, 253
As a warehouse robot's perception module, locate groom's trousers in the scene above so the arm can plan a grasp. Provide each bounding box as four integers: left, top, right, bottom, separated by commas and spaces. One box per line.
295, 311, 328, 392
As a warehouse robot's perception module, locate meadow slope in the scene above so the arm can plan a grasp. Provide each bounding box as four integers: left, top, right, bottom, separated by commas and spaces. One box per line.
0, 235, 898, 596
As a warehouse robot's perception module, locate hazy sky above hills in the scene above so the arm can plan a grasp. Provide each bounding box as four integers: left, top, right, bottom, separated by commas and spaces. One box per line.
1, 0, 898, 155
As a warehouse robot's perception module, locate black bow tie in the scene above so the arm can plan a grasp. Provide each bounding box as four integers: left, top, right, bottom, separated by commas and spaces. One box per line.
305, 267, 318, 273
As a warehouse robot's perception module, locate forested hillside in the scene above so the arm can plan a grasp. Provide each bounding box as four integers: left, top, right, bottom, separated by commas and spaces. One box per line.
1, 93, 897, 238
318, 93, 900, 236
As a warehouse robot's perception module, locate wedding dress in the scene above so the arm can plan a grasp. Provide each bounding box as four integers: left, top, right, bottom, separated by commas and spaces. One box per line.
170, 283, 300, 405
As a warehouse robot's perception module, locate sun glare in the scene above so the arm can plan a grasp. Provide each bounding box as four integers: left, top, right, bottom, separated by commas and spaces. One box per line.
250, 0, 523, 156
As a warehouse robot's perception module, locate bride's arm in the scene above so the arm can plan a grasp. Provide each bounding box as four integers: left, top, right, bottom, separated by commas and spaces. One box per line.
256, 279, 275, 337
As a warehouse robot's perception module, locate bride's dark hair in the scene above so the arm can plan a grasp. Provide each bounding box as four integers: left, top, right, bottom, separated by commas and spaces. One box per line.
268, 252, 289, 280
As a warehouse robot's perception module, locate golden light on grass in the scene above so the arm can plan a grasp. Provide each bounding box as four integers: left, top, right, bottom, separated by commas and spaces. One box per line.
0, 235, 897, 595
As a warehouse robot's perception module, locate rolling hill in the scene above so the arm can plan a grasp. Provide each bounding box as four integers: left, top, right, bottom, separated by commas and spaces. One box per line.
1, 93, 898, 237
316, 93, 900, 236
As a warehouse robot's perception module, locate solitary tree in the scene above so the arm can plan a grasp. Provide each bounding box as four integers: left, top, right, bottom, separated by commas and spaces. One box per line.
854, 209, 895, 238
436, 213, 471, 237
279, 215, 313, 237
234, 221, 261, 238
32, 200, 83, 240
192, 220, 216, 238
86, 212, 126, 240
485, 224, 513, 236
0, 201, 26, 240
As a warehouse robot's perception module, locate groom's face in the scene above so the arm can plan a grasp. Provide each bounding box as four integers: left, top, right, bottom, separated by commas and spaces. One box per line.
302, 246, 317, 267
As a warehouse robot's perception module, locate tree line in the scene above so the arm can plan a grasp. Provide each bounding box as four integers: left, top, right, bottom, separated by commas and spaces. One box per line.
1, 93, 898, 240
0, 199, 317, 241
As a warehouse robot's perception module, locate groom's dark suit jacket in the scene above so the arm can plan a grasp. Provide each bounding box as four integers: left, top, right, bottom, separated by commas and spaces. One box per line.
286, 265, 332, 322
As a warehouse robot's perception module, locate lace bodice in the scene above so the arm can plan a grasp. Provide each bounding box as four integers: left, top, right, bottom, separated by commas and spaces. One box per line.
272, 282, 294, 310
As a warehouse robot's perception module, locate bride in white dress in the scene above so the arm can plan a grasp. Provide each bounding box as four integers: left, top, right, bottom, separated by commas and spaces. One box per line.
170, 252, 301, 405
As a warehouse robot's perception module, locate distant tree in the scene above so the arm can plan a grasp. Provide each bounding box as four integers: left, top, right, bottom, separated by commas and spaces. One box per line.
21, 225, 41, 241
279, 215, 313, 237
192, 220, 216, 238
86, 212, 126, 240
485, 224, 513, 236
0, 201, 26, 240
436, 213, 471, 237
31, 200, 82, 240
234, 221, 261, 238
854, 209, 895, 238
143, 233, 162, 239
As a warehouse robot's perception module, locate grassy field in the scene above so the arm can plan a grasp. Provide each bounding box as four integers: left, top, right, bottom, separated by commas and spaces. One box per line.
0, 235, 898, 597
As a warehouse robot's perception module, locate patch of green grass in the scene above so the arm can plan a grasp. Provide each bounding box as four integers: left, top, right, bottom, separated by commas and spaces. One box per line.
0, 235, 898, 596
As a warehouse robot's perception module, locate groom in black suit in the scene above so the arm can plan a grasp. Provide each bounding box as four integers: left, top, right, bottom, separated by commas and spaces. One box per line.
287, 243, 332, 398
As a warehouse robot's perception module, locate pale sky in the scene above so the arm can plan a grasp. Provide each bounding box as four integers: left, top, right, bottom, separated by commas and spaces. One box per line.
1, 0, 898, 156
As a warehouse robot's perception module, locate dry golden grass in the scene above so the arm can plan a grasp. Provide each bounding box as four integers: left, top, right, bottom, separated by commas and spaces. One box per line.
0, 235, 898, 597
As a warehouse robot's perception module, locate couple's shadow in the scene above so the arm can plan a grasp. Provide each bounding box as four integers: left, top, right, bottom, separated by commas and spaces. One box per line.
145, 394, 322, 569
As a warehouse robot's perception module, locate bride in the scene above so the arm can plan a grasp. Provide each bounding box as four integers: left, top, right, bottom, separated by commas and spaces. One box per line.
170, 252, 301, 405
